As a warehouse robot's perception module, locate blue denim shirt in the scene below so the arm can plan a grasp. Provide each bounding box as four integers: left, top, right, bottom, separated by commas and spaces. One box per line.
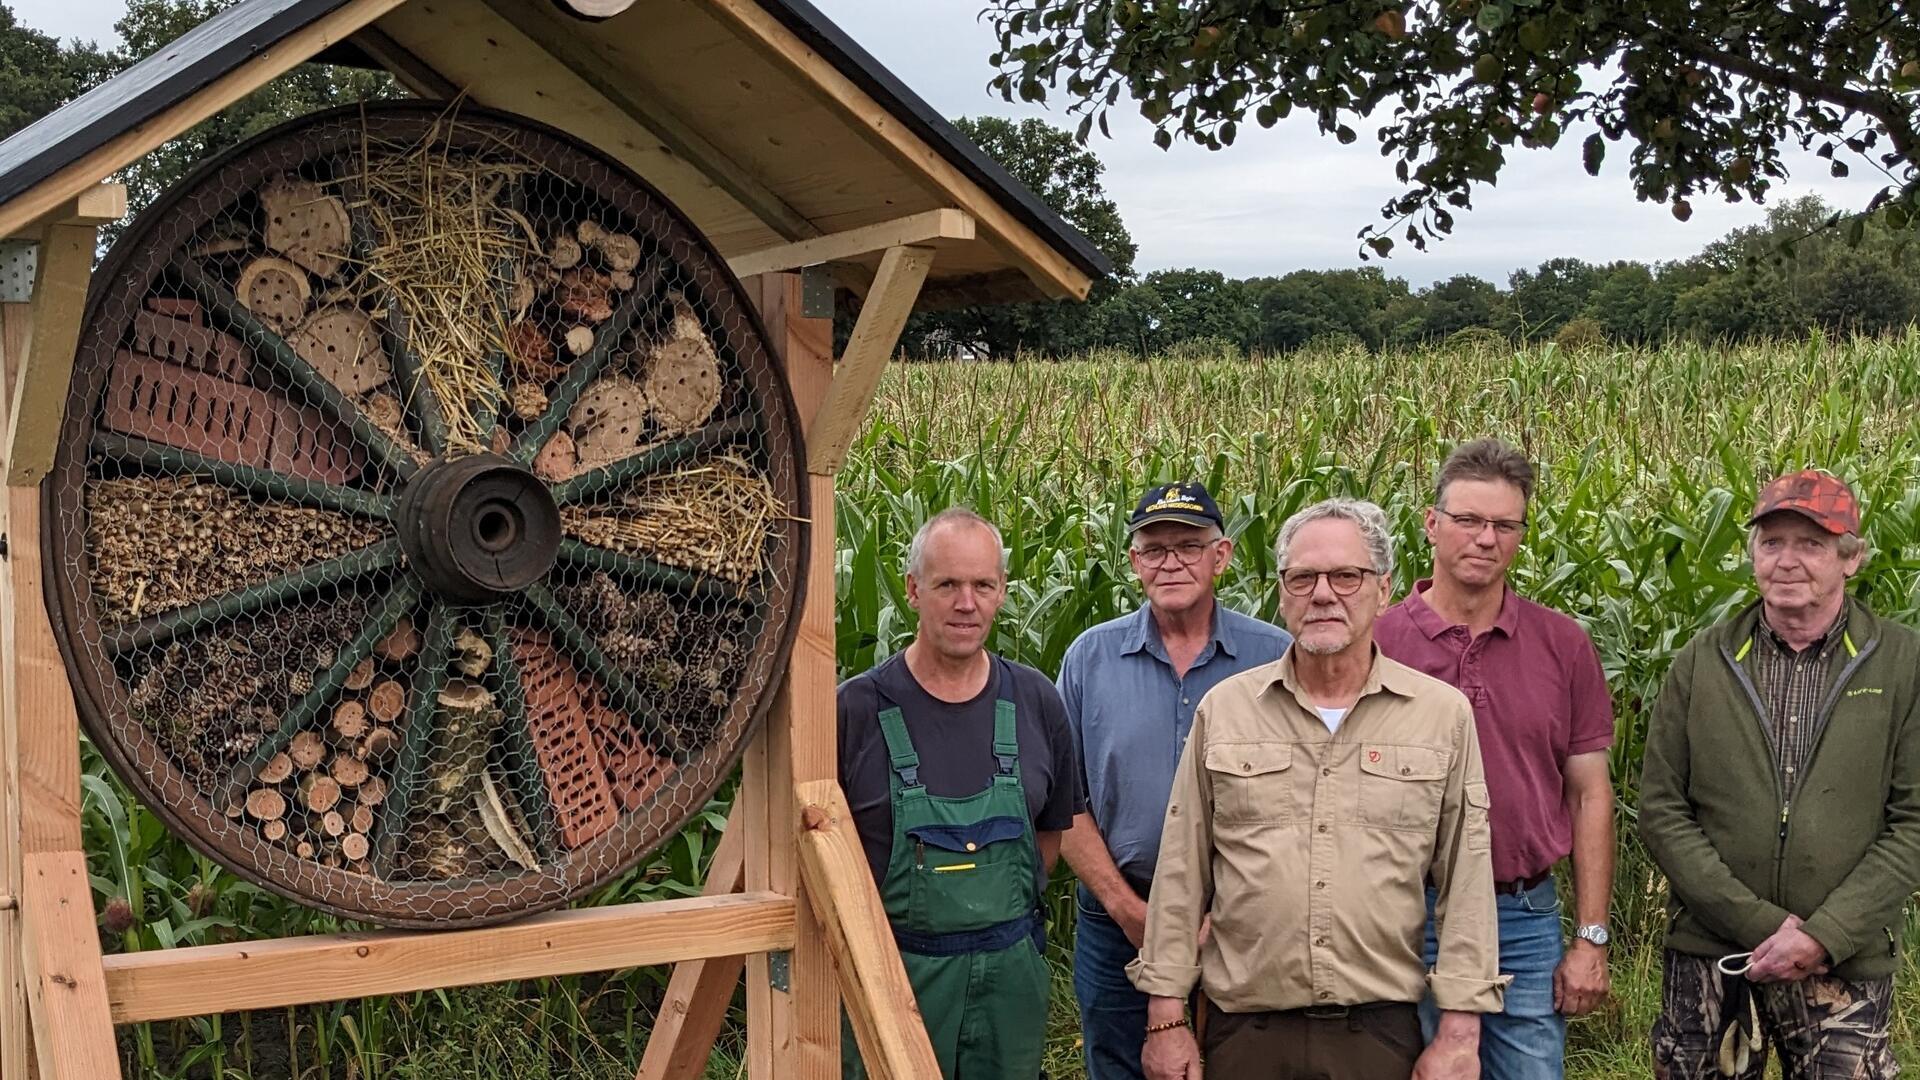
1057, 601, 1292, 882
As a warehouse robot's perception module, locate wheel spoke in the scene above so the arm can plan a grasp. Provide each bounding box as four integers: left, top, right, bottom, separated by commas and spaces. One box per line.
168, 258, 421, 479
218, 580, 422, 808
548, 414, 758, 507
522, 582, 678, 754
373, 600, 456, 877
553, 539, 745, 603
93, 433, 395, 519
486, 608, 559, 861
104, 540, 403, 656
508, 264, 663, 466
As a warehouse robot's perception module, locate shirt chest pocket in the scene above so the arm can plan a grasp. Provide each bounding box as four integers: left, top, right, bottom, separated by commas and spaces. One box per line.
1357, 743, 1450, 832
1204, 742, 1293, 825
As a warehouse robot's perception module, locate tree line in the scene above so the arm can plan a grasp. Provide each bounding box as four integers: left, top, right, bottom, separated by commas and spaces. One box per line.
910, 119, 1919, 359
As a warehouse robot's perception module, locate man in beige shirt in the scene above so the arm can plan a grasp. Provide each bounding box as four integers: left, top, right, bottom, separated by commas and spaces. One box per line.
1129, 498, 1506, 1080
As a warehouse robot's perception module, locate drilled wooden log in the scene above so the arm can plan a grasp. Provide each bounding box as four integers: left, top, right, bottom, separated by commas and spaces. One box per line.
289, 731, 327, 770
246, 788, 287, 822
368, 680, 406, 724
332, 700, 368, 742
257, 752, 295, 785
376, 616, 421, 662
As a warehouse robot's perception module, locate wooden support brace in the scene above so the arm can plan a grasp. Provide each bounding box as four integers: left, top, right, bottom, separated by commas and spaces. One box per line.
633, 808, 747, 1080
806, 245, 934, 475
726, 209, 970, 280
794, 780, 940, 1080
104, 892, 795, 1023
1, 184, 125, 242
8, 219, 101, 486
20, 852, 119, 1079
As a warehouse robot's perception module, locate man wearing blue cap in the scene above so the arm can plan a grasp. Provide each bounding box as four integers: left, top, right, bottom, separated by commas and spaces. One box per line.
1057, 481, 1293, 1079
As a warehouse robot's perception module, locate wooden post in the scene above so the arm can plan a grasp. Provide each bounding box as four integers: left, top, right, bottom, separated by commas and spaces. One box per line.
3, 211, 123, 1078
740, 271, 840, 1080
0, 297, 33, 1080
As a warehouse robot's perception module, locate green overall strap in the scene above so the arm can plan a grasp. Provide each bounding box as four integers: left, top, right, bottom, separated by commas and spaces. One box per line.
877, 705, 923, 788
992, 697, 1019, 776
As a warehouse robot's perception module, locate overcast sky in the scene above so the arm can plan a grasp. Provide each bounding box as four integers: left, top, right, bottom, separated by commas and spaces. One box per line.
12, 0, 1888, 287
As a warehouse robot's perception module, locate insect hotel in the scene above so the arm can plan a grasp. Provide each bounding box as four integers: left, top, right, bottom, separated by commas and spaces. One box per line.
0, 0, 1108, 1074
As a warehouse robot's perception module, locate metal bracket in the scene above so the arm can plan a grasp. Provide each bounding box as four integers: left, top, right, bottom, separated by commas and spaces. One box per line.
768, 949, 791, 993
0, 240, 36, 302
799, 266, 835, 319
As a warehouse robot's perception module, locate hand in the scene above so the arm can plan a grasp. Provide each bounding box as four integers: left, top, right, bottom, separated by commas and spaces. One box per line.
1141, 1024, 1203, 1080
1747, 915, 1830, 983
1412, 1012, 1480, 1080
1109, 889, 1148, 949
1553, 940, 1610, 1016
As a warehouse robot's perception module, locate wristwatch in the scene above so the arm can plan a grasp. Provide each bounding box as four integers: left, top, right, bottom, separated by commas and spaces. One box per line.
1574, 923, 1611, 947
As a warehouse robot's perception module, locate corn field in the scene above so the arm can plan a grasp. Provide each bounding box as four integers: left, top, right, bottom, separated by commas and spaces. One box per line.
82, 331, 1920, 1077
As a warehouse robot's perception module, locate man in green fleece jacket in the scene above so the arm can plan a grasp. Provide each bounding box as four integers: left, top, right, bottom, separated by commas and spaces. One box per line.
1640, 468, 1920, 1079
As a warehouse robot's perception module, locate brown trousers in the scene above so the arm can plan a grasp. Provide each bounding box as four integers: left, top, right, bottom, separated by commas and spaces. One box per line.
1202, 998, 1422, 1079
1651, 950, 1897, 1080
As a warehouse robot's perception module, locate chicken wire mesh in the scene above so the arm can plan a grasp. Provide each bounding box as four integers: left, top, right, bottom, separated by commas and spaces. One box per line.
46, 101, 808, 928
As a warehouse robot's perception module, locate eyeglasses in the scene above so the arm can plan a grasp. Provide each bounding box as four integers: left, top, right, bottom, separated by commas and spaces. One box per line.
1436, 508, 1528, 537
1280, 566, 1378, 596
1132, 540, 1218, 567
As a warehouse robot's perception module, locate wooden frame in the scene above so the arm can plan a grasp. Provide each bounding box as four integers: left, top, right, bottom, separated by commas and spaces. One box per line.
0, 176, 947, 1076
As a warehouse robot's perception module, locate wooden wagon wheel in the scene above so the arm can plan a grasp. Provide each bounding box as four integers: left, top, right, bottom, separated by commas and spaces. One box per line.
43, 102, 807, 928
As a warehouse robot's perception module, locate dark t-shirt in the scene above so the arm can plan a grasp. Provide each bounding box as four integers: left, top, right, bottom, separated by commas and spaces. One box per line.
837, 651, 1082, 894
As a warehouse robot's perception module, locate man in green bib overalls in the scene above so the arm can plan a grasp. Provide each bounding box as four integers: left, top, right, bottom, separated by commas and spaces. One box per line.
838, 507, 1082, 1079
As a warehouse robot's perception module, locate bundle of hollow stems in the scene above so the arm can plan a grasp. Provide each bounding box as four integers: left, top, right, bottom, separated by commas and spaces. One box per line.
561, 455, 787, 585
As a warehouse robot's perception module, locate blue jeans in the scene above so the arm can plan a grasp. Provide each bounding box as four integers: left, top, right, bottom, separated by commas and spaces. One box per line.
1421, 879, 1567, 1080
1073, 884, 1148, 1080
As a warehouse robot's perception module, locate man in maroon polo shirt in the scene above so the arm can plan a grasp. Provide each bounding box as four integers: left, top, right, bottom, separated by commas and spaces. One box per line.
1376, 438, 1616, 1080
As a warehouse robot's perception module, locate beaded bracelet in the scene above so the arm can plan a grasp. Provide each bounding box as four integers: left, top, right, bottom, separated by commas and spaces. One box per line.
1144, 1017, 1189, 1035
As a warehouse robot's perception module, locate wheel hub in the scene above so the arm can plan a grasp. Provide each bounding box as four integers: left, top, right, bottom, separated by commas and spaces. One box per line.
395, 454, 561, 604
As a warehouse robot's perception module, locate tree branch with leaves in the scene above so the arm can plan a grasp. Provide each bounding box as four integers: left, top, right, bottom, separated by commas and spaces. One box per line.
983, 0, 1920, 257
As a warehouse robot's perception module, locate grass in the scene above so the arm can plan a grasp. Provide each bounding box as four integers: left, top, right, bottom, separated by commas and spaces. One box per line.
82, 331, 1920, 1077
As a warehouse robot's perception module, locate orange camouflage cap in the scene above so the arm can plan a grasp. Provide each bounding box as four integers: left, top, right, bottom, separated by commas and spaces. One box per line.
1748, 469, 1860, 535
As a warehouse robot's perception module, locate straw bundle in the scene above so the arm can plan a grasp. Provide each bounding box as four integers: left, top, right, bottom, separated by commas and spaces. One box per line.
340, 122, 539, 454
560, 455, 783, 584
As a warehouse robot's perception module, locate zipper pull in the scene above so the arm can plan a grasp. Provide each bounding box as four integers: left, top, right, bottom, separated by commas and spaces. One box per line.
1779, 802, 1791, 842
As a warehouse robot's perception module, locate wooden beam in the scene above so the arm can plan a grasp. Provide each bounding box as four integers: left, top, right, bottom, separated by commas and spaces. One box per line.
348, 26, 459, 99
689, 0, 1093, 302
477, 0, 820, 244
633, 810, 747, 1080
2, 183, 125, 241
0, 0, 407, 241
742, 273, 839, 1079
7, 223, 94, 486
9, 488, 83, 857
806, 245, 933, 475
794, 781, 940, 1080
103, 892, 795, 1024
727, 209, 971, 280
0, 303, 27, 1080
21, 851, 120, 1079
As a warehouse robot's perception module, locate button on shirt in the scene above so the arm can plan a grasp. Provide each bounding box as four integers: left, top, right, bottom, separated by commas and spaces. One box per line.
1127, 649, 1507, 1015
1375, 581, 1615, 884
1057, 603, 1292, 882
